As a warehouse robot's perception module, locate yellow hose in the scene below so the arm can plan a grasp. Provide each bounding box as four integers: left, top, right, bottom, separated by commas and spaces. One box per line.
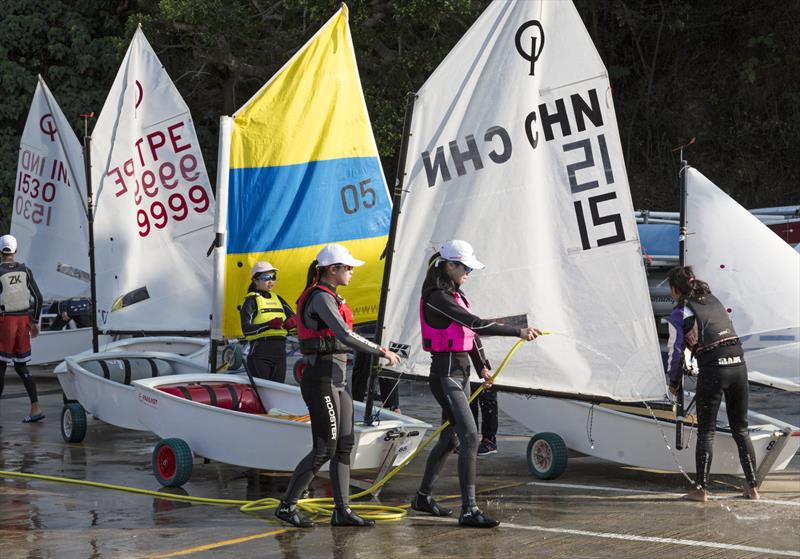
0, 336, 542, 523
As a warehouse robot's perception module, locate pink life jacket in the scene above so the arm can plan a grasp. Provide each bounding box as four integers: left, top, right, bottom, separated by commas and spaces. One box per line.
419, 291, 475, 353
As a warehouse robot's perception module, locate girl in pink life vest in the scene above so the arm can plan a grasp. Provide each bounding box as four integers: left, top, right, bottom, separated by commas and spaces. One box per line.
411, 240, 541, 528
274, 244, 401, 528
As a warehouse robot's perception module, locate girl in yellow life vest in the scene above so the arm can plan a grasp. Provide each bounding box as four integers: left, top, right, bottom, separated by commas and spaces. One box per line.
239, 261, 297, 383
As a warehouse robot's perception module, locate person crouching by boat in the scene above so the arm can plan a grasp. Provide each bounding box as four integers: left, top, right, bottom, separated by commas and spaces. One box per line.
412, 240, 541, 528
666, 265, 759, 502
275, 244, 401, 528
239, 262, 297, 383
0, 234, 45, 423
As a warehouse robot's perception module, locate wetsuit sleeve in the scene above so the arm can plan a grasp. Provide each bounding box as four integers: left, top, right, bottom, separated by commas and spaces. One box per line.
309, 292, 385, 357
26, 267, 43, 322
425, 290, 519, 337
239, 295, 270, 338
468, 334, 491, 374
277, 294, 295, 318
665, 307, 685, 385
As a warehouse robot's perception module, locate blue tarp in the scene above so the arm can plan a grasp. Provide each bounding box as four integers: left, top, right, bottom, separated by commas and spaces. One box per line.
637, 223, 679, 257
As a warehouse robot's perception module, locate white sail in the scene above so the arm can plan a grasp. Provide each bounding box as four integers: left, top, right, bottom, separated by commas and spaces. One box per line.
91, 27, 215, 332
381, 0, 666, 401
685, 167, 800, 391
12, 77, 88, 300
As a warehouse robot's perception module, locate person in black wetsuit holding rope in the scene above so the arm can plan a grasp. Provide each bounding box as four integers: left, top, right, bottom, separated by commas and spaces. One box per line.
411, 240, 541, 528
275, 244, 401, 528
665, 265, 759, 502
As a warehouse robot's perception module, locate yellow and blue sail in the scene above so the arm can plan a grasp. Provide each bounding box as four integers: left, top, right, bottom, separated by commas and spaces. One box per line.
222, 5, 390, 338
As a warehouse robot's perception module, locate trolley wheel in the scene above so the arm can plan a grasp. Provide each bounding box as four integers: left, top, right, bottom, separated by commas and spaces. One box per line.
527, 432, 568, 480
221, 343, 244, 371
61, 403, 87, 443
293, 358, 308, 384
152, 438, 193, 487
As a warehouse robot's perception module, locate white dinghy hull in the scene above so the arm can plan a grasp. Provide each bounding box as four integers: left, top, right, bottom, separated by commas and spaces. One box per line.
56, 351, 208, 431
134, 374, 431, 472
500, 393, 799, 475
53, 335, 211, 386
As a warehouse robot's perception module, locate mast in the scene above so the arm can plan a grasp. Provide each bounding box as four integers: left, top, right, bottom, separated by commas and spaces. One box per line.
674, 137, 694, 450
363, 92, 417, 424
81, 112, 99, 353
209, 115, 233, 372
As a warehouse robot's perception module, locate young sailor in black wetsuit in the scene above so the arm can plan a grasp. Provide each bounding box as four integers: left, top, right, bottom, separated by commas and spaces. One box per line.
665, 265, 760, 502
0, 234, 45, 423
275, 244, 401, 528
240, 261, 296, 383
412, 240, 541, 528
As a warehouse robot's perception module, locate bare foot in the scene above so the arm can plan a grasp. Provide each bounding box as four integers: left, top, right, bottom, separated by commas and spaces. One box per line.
683, 487, 708, 502
743, 486, 760, 500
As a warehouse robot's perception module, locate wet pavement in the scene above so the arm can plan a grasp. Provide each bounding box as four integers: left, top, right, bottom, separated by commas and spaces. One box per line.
1, 370, 799, 559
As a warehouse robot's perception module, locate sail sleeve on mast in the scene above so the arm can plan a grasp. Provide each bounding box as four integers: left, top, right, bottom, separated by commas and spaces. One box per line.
380, 0, 667, 402
220, 4, 391, 339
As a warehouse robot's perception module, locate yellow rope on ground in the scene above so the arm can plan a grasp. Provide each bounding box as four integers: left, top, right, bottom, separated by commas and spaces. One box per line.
0, 337, 541, 523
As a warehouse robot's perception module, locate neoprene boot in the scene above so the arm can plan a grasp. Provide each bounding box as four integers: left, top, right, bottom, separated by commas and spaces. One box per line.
458, 507, 499, 528
410, 492, 453, 516
275, 501, 313, 528
331, 507, 375, 527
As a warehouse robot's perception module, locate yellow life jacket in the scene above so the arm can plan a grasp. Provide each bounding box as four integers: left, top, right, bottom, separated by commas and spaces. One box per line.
0, 264, 31, 313
244, 291, 287, 341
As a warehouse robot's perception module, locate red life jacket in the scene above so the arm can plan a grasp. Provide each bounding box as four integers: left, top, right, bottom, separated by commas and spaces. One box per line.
296, 283, 353, 354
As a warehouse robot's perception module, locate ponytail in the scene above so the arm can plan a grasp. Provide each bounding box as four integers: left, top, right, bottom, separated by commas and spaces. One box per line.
667, 265, 711, 304
421, 251, 456, 294
305, 259, 321, 289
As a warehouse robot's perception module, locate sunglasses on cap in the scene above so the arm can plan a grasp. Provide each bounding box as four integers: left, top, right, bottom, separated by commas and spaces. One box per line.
255, 273, 277, 282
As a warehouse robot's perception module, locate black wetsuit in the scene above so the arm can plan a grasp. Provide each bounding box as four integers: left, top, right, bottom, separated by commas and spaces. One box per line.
418, 287, 518, 509
0, 262, 43, 404
666, 297, 757, 489
240, 291, 295, 383
282, 283, 384, 508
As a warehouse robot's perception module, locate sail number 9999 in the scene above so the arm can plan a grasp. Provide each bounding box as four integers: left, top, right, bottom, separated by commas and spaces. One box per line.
340, 179, 375, 215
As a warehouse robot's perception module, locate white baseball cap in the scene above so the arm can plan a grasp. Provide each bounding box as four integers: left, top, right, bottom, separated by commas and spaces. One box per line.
316, 244, 365, 267
440, 239, 485, 270
0, 234, 17, 254
251, 261, 278, 276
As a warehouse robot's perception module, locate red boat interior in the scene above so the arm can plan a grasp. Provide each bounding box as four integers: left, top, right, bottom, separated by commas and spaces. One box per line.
158, 382, 266, 414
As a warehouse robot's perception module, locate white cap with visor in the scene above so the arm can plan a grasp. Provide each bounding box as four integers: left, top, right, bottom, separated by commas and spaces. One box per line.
440, 239, 485, 270
316, 244, 365, 267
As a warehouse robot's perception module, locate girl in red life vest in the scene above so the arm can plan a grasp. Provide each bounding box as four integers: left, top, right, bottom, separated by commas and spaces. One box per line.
239, 261, 296, 383
411, 240, 541, 528
275, 244, 401, 528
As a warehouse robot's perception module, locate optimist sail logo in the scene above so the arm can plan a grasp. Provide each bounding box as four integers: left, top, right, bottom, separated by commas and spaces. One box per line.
324, 395, 337, 440
515, 20, 545, 76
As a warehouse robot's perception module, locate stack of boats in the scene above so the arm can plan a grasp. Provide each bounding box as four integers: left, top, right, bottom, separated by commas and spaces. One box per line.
12, 1, 798, 490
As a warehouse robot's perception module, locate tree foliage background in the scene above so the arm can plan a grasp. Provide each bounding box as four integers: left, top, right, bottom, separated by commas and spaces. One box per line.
1, 0, 798, 231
